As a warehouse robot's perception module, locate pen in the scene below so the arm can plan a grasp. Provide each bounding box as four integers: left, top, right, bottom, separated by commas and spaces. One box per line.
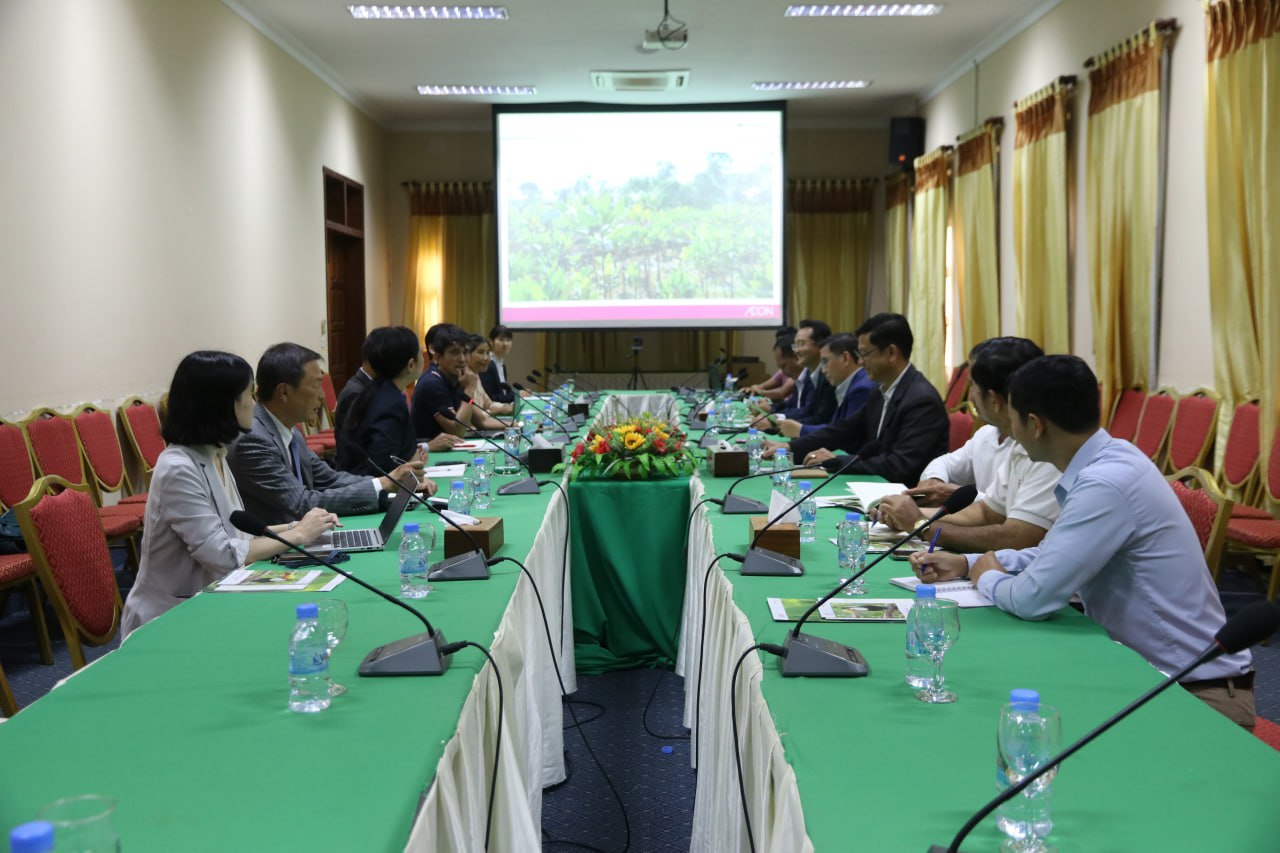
927, 526, 942, 553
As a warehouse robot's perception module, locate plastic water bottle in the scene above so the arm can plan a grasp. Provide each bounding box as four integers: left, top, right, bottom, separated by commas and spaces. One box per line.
499, 426, 521, 474
745, 427, 764, 474
837, 511, 869, 595
469, 456, 491, 510
771, 447, 791, 489
996, 689, 1062, 847
399, 521, 431, 599
904, 585, 936, 688
520, 411, 536, 442
796, 481, 817, 543
448, 479, 471, 514
288, 602, 332, 713
9, 822, 54, 853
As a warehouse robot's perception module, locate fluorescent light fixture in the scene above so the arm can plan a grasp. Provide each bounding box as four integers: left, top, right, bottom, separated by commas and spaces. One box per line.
348, 5, 508, 20
752, 80, 871, 91
418, 84, 536, 95
784, 4, 943, 16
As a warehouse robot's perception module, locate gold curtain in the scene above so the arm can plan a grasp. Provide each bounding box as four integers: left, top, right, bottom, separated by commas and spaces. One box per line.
786, 179, 876, 334
1085, 21, 1176, 416
884, 173, 911, 315
1205, 0, 1280, 483
953, 122, 1002, 355
908, 147, 952, 392
402, 182, 495, 339
1013, 78, 1075, 354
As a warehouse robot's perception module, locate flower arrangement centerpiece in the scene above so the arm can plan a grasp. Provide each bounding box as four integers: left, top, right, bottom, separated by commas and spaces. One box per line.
556, 414, 700, 481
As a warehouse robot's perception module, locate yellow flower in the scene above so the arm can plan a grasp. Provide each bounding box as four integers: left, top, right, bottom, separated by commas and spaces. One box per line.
653, 430, 669, 442
623, 432, 645, 450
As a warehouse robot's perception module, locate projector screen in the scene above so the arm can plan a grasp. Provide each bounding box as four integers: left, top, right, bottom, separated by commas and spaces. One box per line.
494, 103, 786, 330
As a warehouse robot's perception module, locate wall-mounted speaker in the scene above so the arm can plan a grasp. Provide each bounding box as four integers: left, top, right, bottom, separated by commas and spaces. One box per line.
889, 117, 925, 168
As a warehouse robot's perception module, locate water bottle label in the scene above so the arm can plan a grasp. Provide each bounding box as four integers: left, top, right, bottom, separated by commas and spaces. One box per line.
289, 649, 328, 676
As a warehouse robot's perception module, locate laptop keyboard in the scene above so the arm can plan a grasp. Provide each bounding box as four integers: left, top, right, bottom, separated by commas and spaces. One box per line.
331, 528, 379, 550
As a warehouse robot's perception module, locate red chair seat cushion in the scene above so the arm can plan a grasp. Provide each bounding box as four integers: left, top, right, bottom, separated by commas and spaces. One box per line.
1227, 517, 1280, 550
0, 553, 36, 585
1231, 504, 1272, 520
97, 510, 140, 538
120, 493, 148, 505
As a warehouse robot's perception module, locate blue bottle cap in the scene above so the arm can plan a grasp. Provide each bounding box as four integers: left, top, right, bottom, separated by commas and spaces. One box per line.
1010, 688, 1040, 710
845, 511, 862, 522
777, 448, 787, 457
799, 481, 812, 490
9, 822, 54, 853
452, 480, 465, 489
915, 584, 937, 598
748, 427, 758, 435
403, 522, 420, 535
474, 456, 485, 464
297, 602, 318, 619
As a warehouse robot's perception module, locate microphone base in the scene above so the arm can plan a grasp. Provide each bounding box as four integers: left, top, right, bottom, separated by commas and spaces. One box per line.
778, 630, 869, 678
926, 846, 956, 853
698, 432, 724, 449
359, 630, 450, 676
428, 550, 491, 581
721, 494, 769, 514
741, 547, 804, 576
497, 477, 542, 496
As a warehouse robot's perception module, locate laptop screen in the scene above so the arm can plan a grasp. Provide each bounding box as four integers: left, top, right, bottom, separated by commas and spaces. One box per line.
378, 485, 416, 541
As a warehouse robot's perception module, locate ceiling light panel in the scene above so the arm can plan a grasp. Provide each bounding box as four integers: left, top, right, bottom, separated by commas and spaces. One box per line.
348, 5, 508, 20
417, 84, 536, 95
752, 80, 871, 91
784, 4, 943, 16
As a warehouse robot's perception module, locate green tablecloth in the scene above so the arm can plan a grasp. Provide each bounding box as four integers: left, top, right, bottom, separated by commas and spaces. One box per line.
569, 476, 691, 673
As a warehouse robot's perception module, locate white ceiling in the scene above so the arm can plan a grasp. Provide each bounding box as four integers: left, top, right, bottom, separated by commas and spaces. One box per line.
224, 0, 1058, 129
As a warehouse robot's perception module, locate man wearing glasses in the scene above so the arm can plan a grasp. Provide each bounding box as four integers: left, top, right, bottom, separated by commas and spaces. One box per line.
752, 318, 836, 426
786, 313, 949, 485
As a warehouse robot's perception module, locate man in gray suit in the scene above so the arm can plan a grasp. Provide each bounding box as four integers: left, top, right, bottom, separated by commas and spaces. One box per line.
229, 342, 430, 525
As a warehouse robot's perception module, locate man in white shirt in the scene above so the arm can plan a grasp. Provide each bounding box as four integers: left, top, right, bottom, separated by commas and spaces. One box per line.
877, 337, 1059, 552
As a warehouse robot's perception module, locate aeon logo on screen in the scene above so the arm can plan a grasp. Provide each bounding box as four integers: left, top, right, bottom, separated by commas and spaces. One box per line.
742, 305, 777, 318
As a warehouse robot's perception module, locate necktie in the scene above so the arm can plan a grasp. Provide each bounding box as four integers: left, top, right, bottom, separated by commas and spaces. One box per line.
288, 434, 303, 482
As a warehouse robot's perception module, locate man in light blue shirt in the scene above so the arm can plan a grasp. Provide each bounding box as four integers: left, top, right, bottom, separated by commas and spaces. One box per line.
910, 355, 1255, 729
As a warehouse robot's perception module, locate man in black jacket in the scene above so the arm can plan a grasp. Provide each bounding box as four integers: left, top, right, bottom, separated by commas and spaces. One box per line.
786, 313, 948, 485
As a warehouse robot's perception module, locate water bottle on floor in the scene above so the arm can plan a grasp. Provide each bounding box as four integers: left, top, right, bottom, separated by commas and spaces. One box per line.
837, 511, 869, 595
797, 481, 817, 543
904, 584, 936, 688
399, 522, 432, 599
997, 689, 1062, 850
288, 602, 332, 713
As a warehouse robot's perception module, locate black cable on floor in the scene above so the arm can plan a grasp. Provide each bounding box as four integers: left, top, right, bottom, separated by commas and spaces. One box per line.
641, 669, 690, 740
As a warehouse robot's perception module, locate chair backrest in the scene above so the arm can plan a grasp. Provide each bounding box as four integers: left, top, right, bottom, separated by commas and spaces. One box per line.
12, 477, 122, 665
1220, 399, 1260, 494
1167, 467, 1233, 581
321, 372, 339, 424
943, 363, 969, 411
72, 404, 133, 503
0, 418, 37, 511
1166, 389, 1221, 472
1107, 385, 1147, 442
1132, 389, 1176, 463
21, 408, 86, 488
1267, 422, 1280, 505
948, 407, 974, 453
117, 397, 166, 485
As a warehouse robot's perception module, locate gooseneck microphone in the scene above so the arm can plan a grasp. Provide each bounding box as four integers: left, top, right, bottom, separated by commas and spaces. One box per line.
927, 599, 1280, 852
362, 456, 493, 581
778, 484, 978, 677
440, 411, 545, 496
230, 510, 455, 675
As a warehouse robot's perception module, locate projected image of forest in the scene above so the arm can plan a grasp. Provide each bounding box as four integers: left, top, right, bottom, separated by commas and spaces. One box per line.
506, 153, 775, 302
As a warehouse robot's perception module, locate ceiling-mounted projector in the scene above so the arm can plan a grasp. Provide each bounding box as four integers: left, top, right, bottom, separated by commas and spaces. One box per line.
641, 24, 687, 50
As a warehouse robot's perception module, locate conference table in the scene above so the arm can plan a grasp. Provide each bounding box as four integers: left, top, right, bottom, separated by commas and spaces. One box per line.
3, 390, 1279, 852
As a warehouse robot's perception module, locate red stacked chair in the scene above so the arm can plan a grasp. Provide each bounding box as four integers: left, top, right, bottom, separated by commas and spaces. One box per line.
117, 397, 166, 490
1167, 468, 1233, 582
943, 363, 970, 412
947, 405, 975, 453
1165, 389, 1221, 473
1224, 423, 1280, 599
1106, 385, 1147, 442
73, 404, 147, 509
1220, 400, 1266, 519
1131, 389, 1177, 465
303, 372, 340, 457
12, 478, 123, 670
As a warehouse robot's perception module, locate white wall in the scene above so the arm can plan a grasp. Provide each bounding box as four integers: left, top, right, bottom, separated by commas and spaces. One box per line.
0, 0, 389, 418
917, 0, 1212, 392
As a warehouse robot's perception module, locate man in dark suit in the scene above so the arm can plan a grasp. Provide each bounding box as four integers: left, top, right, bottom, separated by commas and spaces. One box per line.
787, 313, 948, 485
228, 342, 427, 525
775, 333, 876, 438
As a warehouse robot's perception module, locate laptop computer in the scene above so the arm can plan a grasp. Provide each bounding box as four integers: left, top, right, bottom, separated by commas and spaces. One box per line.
309, 486, 416, 554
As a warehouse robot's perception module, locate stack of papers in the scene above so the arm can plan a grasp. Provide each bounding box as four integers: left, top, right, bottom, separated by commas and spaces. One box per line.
889, 576, 993, 608
213, 568, 345, 593
768, 597, 913, 622
844, 482, 909, 511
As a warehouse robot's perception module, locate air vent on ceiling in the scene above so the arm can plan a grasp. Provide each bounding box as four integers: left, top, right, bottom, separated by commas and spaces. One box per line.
590, 70, 691, 92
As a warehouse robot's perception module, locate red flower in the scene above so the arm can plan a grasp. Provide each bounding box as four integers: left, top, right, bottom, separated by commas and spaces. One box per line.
593, 441, 610, 455
570, 442, 585, 461
653, 439, 667, 453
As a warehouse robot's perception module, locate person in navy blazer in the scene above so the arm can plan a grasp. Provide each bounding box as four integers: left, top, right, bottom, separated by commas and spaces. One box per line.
776, 333, 875, 439
336, 326, 425, 477
786, 314, 949, 485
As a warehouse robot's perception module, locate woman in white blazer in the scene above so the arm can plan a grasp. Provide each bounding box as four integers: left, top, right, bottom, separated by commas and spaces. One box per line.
121, 351, 336, 636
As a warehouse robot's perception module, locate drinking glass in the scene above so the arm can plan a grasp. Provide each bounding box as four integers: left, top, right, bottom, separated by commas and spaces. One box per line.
914, 599, 960, 703
316, 598, 349, 697
997, 702, 1062, 852
37, 795, 119, 852
499, 427, 521, 474
482, 449, 497, 476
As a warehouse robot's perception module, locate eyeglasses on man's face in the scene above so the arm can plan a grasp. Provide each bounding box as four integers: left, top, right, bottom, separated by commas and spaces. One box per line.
856, 346, 883, 361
